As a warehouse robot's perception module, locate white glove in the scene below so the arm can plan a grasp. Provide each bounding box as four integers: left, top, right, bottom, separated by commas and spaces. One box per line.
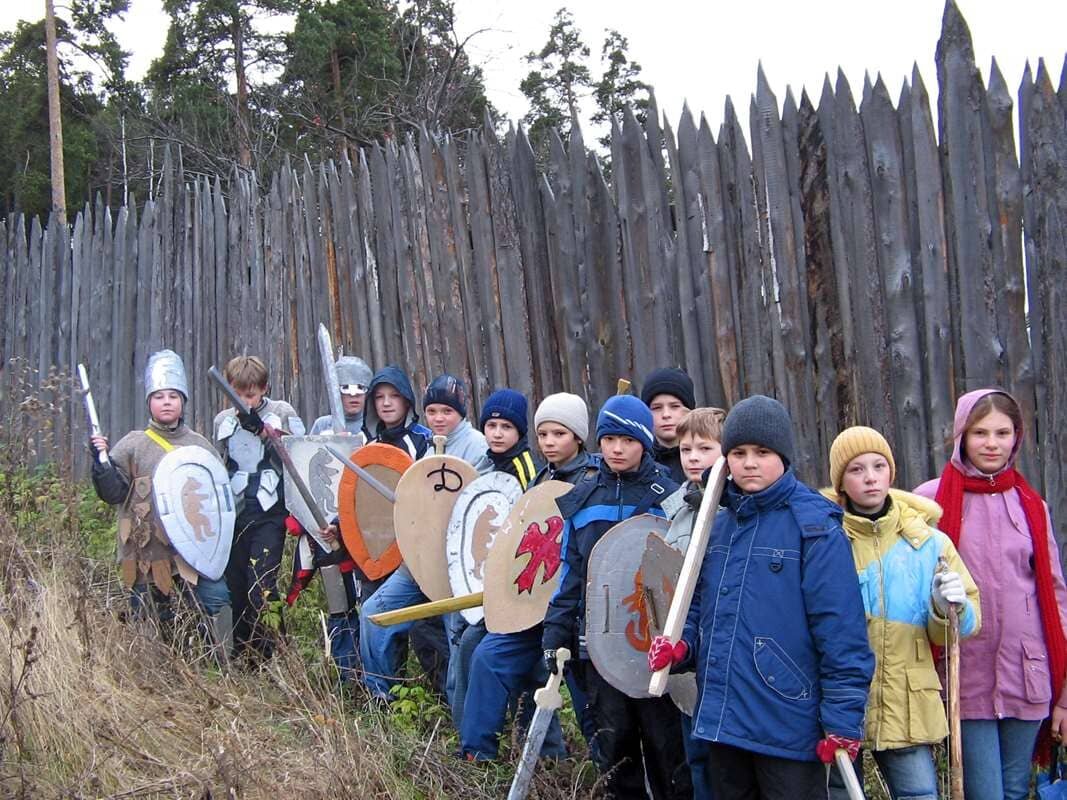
932, 570, 966, 616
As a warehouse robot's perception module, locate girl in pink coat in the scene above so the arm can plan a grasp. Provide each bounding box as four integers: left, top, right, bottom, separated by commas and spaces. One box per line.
915, 389, 1067, 800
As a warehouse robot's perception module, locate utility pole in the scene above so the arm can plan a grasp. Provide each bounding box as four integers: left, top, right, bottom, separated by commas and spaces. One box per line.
45, 0, 67, 225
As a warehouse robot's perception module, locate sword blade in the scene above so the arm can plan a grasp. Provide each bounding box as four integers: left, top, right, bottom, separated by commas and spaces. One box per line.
317, 324, 346, 433
506, 647, 569, 800
324, 444, 397, 504
506, 707, 553, 800
78, 363, 108, 464
835, 750, 865, 800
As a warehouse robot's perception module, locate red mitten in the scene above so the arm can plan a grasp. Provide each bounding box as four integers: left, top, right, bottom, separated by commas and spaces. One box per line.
647, 636, 688, 672
816, 733, 862, 764
284, 515, 304, 536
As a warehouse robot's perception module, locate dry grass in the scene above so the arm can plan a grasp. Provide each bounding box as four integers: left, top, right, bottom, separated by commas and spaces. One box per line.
0, 506, 597, 800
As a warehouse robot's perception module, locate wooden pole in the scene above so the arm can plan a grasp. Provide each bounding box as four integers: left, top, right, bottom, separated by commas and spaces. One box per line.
368, 591, 483, 626
44, 0, 66, 226
947, 603, 963, 799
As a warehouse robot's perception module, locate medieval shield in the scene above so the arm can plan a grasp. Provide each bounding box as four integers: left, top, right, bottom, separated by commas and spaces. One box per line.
282, 434, 360, 551
393, 455, 481, 601
337, 442, 412, 580
152, 445, 235, 580
446, 471, 523, 624
585, 516, 683, 699
483, 480, 573, 634
637, 534, 699, 713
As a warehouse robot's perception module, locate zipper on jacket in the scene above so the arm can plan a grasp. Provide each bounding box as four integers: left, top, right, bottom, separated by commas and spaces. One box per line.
875, 533, 887, 750
615, 474, 623, 520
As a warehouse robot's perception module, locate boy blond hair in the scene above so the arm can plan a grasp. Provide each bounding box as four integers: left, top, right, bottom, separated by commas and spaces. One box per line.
676, 407, 727, 443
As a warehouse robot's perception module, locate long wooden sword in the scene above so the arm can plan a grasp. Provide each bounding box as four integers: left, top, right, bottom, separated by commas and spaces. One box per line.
649, 456, 728, 696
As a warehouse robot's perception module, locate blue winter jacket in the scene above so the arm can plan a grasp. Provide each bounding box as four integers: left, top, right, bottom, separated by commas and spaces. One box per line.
542, 453, 677, 656
680, 470, 874, 761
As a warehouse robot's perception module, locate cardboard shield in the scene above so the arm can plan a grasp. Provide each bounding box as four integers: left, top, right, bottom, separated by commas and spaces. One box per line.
282, 434, 360, 550
337, 442, 412, 580
393, 455, 481, 600
483, 480, 573, 634
585, 516, 682, 699
152, 445, 235, 580
446, 472, 523, 624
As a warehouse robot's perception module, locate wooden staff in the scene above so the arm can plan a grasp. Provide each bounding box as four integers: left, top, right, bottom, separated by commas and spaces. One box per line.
616, 378, 631, 395
938, 557, 963, 799
947, 604, 963, 798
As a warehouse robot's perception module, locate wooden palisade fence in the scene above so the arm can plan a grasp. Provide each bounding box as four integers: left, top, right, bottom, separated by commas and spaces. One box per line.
2, 3, 1066, 536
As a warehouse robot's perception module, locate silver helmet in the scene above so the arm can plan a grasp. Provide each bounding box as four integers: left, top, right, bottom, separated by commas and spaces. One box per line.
144, 349, 190, 400
336, 356, 372, 396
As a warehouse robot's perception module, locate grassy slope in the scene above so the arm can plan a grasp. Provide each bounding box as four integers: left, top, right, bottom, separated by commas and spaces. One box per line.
0, 464, 596, 799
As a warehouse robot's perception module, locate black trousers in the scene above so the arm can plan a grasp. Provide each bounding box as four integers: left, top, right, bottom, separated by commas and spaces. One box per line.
226, 510, 286, 658
699, 740, 828, 800
585, 666, 693, 799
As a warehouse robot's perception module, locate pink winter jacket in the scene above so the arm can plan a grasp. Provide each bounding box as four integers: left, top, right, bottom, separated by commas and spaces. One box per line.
914, 389, 1067, 721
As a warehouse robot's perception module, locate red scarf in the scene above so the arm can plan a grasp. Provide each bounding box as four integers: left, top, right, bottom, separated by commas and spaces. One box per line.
936, 462, 1066, 763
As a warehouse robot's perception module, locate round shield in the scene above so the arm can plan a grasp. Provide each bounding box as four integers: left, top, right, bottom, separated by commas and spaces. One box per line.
337, 442, 412, 580
585, 515, 683, 699
483, 480, 573, 634
152, 445, 235, 580
446, 472, 523, 624
283, 434, 360, 551
393, 455, 481, 600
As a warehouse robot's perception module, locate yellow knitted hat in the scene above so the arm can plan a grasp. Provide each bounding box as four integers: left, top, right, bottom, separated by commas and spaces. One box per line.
829, 426, 896, 493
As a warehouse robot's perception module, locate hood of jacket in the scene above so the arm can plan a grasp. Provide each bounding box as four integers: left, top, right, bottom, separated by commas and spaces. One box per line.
949, 388, 1024, 477
364, 366, 418, 435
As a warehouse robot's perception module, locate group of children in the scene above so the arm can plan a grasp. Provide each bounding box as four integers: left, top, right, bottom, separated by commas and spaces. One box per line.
90, 349, 1067, 800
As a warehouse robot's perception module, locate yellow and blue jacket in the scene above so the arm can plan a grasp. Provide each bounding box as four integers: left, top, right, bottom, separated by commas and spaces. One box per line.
822, 487, 981, 750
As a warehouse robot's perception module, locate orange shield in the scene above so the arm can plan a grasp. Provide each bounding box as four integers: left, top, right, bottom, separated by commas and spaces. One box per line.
337, 443, 412, 580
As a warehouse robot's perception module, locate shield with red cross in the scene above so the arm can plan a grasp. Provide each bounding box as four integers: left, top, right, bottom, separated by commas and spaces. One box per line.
482, 480, 574, 634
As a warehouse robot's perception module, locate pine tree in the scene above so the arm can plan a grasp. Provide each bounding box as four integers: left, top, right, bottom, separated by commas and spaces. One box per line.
591, 29, 649, 150
519, 7, 590, 163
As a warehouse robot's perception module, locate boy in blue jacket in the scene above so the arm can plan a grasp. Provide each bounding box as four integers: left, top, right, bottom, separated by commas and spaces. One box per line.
649, 395, 874, 800
542, 394, 692, 799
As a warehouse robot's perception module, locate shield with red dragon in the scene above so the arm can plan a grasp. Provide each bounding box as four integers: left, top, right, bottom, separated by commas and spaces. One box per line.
585, 515, 685, 699
482, 480, 573, 634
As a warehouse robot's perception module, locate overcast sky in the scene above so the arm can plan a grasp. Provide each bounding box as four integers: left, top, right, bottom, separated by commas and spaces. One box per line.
3, 0, 1065, 136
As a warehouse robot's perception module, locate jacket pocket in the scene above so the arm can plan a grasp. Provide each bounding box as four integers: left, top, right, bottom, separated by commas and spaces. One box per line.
906, 667, 946, 743
753, 636, 813, 700
1022, 638, 1052, 704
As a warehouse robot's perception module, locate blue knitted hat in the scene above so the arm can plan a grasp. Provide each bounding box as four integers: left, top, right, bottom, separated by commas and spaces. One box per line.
423, 374, 468, 418
479, 388, 529, 437
596, 395, 655, 451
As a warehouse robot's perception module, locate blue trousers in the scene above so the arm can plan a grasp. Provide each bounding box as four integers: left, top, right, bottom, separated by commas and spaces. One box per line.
460, 627, 565, 759
830, 744, 938, 800
327, 611, 359, 682
358, 567, 429, 699
961, 718, 1042, 800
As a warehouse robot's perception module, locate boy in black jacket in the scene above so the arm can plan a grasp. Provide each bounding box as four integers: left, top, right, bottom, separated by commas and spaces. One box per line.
542, 394, 692, 799
449, 388, 542, 729
641, 367, 696, 485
